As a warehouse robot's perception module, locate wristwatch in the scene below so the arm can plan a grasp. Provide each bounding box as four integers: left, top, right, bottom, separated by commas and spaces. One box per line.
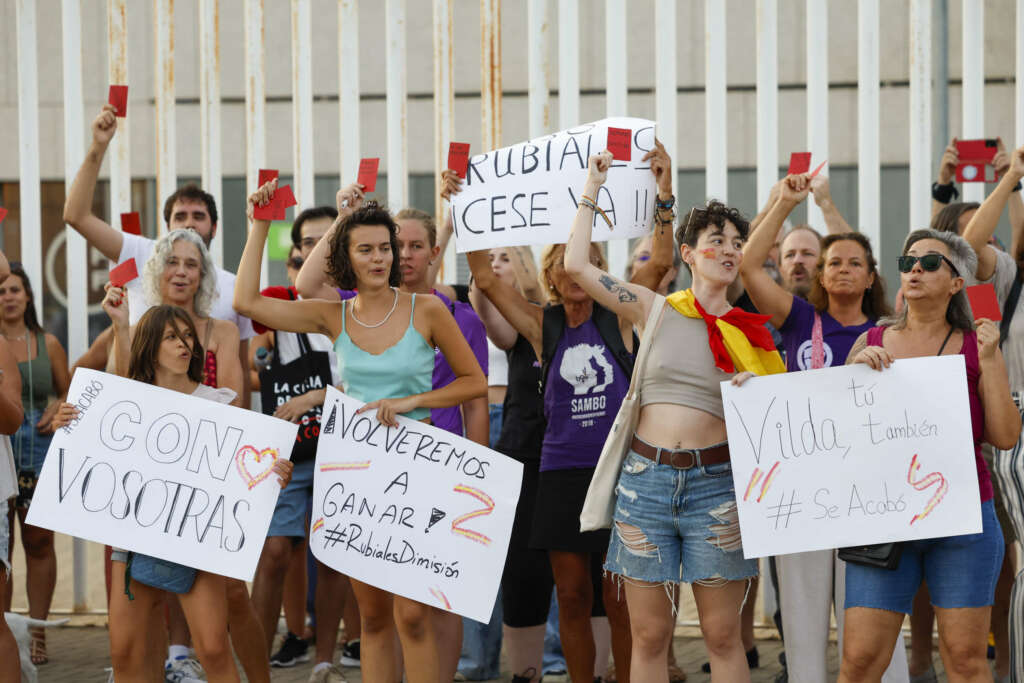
931, 181, 959, 204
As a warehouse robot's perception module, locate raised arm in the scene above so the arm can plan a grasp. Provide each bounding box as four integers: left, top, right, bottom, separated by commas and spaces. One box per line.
469, 282, 518, 350
976, 319, 1022, 449
630, 140, 677, 291
294, 183, 364, 301
962, 144, 1024, 281
235, 182, 339, 337
101, 283, 132, 378
62, 105, 126, 261
932, 138, 960, 219
992, 139, 1024, 261
809, 175, 853, 235
748, 178, 784, 236
740, 175, 808, 329
564, 152, 656, 329
509, 246, 544, 304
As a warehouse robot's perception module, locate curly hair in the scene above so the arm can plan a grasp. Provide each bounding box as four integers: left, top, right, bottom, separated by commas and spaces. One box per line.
807, 233, 891, 320
675, 200, 750, 249
142, 229, 218, 318
539, 242, 607, 303
129, 305, 205, 385
325, 202, 402, 290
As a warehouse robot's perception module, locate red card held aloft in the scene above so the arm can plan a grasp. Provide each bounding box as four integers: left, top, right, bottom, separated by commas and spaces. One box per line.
809, 160, 827, 178
109, 258, 139, 288
108, 85, 128, 117
788, 152, 812, 175
120, 212, 141, 235
966, 283, 1002, 322
272, 185, 297, 220
606, 127, 632, 162
448, 142, 471, 179
258, 169, 279, 189
358, 158, 380, 193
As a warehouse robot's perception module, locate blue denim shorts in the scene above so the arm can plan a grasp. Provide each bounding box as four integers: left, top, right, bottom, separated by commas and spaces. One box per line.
845, 499, 1005, 614
268, 459, 315, 538
604, 447, 758, 585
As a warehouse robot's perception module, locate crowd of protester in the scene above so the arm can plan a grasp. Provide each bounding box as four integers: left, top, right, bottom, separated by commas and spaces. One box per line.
1, 100, 1023, 683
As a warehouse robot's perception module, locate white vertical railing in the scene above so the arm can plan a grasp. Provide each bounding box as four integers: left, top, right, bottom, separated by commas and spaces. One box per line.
154, 0, 176, 218
481, 0, 502, 151
858, 0, 880, 253
909, 0, 932, 231
62, 0, 89, 613
703, 0, 725, 201
527, 0, 549, 138
199, 0, 223, 267
557, 0, 578, 130
292, 0, 314, 210
386, 0, 408, 208
433, 0, 456, 280
1018, 0, 1024, 149
604, 0, 627, 278
805, 0, 829, 230
244, 0, 268, 284
961, 0, 984, 203
108, 0, 131, 229
756, 0, 778, 210
339, 0, 360, 184
16, 0, 42, 320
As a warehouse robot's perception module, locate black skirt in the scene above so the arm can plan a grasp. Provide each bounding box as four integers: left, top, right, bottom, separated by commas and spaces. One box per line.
529, 466, 611, 553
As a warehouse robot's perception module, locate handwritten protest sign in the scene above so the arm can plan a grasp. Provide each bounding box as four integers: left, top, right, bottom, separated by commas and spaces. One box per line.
449, 117, 657, 253
26, 369, 297, 581
720, 356, 982, 558
311, 387, 523, 622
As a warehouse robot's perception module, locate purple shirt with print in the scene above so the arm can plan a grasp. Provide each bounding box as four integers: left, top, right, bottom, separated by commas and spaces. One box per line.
542, 318, 629, 471
336, 288, 487, 436
779, 297, 874, 372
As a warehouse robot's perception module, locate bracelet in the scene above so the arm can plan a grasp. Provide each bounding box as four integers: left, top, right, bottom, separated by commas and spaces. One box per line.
931, 181, 959, 204
656, 195, 676, 210
1014, 181, 1023, 193
579, 194, 614, 229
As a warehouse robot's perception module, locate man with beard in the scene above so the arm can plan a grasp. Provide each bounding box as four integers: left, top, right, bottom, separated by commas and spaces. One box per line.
777, 225, 823, 298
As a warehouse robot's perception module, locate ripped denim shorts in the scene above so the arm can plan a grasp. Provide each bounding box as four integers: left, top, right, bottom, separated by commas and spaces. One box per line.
604, 446, 758, 586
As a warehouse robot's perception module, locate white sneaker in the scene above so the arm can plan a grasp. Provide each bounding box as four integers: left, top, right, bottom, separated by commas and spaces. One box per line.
165, 655, 206, 683
308, 663, 348, 682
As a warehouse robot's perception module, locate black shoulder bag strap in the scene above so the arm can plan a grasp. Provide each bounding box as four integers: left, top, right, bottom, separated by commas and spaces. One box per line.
591, 301, 638, 377
1000, 268, 1024, 349
540, 304, 566, 395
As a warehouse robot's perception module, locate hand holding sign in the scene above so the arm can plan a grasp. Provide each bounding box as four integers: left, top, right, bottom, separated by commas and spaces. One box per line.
108, 85, 128, 117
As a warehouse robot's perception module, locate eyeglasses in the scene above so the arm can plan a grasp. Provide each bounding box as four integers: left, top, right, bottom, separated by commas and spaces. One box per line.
286, 257, 304, 270
896, 253, 960, 276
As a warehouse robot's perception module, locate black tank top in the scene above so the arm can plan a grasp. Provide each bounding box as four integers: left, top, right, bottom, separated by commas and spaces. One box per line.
495, 334, 545, 461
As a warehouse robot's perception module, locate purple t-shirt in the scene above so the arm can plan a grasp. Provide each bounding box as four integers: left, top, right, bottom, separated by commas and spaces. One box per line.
542, 318, 629, 472
336, 288, 488, 436
780, 297, 874, 372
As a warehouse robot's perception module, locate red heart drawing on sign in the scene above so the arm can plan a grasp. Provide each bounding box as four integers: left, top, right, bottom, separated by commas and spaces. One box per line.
235, 445, 279, 490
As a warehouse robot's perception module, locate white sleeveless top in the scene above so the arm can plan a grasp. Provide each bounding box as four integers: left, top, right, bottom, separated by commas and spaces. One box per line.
487, 339, 508, 387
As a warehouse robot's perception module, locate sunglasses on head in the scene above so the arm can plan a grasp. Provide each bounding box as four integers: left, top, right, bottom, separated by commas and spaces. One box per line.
896, 253, 959, 276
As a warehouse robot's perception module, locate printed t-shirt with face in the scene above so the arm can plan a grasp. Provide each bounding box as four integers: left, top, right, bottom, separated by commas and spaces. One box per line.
117, 232, 255, 340
779, 296, 874, 371
542, 318, 630, 471
336, 289, 488, 436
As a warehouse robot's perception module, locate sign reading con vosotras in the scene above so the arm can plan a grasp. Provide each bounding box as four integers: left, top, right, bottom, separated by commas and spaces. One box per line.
26, 368, 298, 582
720, 356, 983, 559
450, 117, 658, 253
311, 386, 523, 623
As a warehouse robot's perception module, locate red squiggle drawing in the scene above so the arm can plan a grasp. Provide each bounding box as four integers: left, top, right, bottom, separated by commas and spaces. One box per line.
429, 586, 452, 610
744, 462, 781, 503
319, 461, 371, 472
311, 518, 325, 533
907, 454, 948, 525
451, 484, 495, 546
757, 462, 780, 502
744, 469, 763, 502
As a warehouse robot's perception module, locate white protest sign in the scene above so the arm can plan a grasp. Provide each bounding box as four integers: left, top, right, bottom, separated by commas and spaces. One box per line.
26, 369, 297, 581
311, 386, 523, 622
720, 356, 982, 558
450, 117, 657, 252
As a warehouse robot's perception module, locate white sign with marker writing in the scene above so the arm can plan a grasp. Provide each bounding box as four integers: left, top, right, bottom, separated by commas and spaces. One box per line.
310, 386, 523, 623
450, 117, 658, 252
26, 369, 297, 581
720, 356, 982, 558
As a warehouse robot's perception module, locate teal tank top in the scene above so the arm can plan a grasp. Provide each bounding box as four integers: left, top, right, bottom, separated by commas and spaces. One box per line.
333, 292, 433, 420
18, 332, 54, 413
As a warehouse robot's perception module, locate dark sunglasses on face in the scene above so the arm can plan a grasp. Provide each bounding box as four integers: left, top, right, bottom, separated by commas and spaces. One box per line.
896, 253, 959, 277
287, 257, 304, 269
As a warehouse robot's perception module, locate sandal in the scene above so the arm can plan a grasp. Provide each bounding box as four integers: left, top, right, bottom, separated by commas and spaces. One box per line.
30, 627, 48, 665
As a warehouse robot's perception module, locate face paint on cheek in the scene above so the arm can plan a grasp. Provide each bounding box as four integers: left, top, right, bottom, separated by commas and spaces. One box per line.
701, 248, 717, 260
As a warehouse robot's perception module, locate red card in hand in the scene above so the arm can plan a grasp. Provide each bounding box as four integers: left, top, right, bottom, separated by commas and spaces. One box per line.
253, 169, 280, 220
272, 185, 297, 220
120, 212, 141, 235
788, 152, 812, 175
108, 85, 128, 117
966, 283, 1002, 322
357, 158, 379, 193
606, 127, 632, 161
258, 169, 279, 188
109, 258, 139, 287
448, 142, 471, 178
0, 207, 7, 226
809, 160, 827, 178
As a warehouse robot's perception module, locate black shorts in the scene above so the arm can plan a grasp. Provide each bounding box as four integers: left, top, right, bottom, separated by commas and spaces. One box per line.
529, 467, 611, 553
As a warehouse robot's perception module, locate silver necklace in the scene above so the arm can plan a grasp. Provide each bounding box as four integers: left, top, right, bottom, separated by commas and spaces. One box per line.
350, 287, 400, 329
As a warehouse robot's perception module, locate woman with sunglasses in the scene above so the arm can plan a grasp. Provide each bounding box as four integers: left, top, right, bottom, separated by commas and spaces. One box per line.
739, 173, 903, 683
839, 229, 1020, 682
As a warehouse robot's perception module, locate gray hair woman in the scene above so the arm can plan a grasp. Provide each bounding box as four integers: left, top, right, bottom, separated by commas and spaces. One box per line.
840, 228, 1021, 682
142, 228, 218, 317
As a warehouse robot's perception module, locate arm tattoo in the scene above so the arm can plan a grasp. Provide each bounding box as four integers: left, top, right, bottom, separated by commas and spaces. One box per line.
598, 274, 638, 303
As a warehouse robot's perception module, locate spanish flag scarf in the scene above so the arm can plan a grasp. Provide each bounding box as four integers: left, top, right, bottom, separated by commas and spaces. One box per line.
666, 289, 786, 376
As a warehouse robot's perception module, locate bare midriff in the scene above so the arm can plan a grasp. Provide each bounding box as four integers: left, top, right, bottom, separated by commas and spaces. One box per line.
634, 402, 728, 451
488, 385, 507, 406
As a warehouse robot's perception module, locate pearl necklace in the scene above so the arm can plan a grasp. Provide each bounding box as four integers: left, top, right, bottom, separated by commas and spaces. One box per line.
350, 288, 400, 329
